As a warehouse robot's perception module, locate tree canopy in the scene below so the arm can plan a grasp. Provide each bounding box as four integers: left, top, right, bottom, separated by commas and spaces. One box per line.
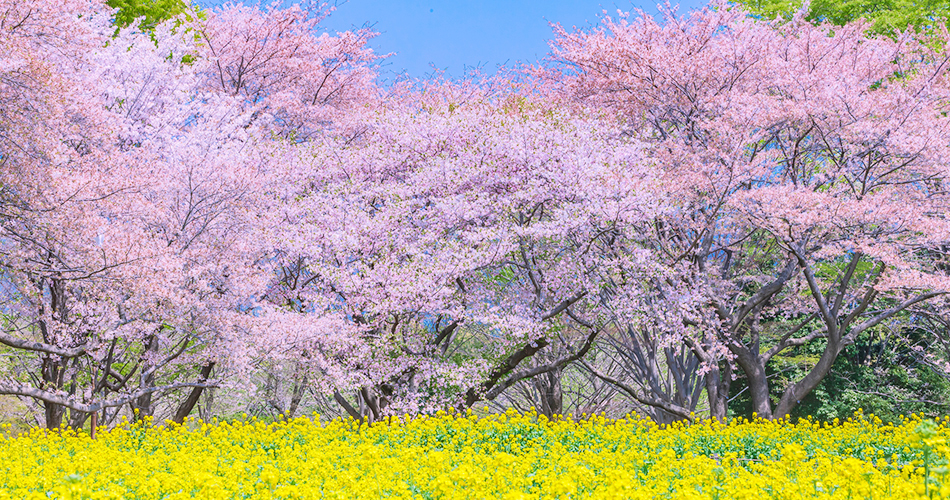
736, 0, 950, 36
107, 0, 189, 30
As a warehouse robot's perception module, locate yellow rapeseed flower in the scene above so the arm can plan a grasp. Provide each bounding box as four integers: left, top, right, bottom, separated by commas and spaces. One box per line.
0, 412, 946, 499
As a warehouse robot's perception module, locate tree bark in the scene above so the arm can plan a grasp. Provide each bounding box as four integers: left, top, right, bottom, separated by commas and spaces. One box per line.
41, 356, 66, 429
285, 372, 308, 419
171, 362, 215, 424
132, 335, 159, 421
705, 361, 730, 422
733, 350, 773, 419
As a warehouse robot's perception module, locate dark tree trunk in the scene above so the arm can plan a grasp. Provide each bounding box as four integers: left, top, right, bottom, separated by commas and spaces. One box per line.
171, 362, 215, 424
42, 356, 66, 429
740, 357, 773, 420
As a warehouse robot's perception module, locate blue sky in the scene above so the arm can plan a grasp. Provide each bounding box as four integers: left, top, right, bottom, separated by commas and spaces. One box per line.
193, 0, 709, 79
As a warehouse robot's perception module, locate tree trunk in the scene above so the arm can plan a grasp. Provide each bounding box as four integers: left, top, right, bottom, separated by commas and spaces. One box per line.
285, 372, 308, 420
199, 387, 214, 421
132, 335, 159, 421
534, 369, 562, 417
42, 356, 66, 429
743, 360, 773, 420
171, 362, 215, 424
704, 361, 730, 422
773, 337, 843, 418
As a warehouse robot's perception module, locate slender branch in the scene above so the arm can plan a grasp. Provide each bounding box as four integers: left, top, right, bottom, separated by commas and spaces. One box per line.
847, 292, 945, 340
763, 312, 819, 362
830, 253, 862, 316
731, 257, 798, 334
791, 246, 833, 329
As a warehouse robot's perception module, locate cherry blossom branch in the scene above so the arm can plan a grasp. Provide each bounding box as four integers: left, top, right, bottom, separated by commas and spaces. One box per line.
484, 327, 600, 401
464, 337, 550, 407
540, 291, 588, 322
0, 331, 87, 358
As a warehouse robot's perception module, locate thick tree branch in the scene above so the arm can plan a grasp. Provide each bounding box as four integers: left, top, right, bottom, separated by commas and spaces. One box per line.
171, 362, 215, 424
484, 328, 601, 401
0, 331, 86, 358
333, 390, 363, 422
465, 337, 550, 407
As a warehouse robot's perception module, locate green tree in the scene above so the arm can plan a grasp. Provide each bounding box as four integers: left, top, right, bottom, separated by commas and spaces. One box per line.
729, 322, 950, 423
736, 0, 950, 37
106, 0, 189, 31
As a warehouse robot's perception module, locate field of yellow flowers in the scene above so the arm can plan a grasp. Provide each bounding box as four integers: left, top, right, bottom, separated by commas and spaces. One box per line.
0, 409, 947, 499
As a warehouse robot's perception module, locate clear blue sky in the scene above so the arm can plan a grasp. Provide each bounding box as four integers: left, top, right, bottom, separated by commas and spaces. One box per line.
193, 0, 709, 79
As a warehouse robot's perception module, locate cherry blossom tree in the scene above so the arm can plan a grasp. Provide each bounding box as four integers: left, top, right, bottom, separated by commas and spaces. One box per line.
552, 1, 950, 419
261, 79, 666, 421
0, 0, 160, 428
187, 1, 381, 140
0, 0, 381, 429
6, 0, 947, 430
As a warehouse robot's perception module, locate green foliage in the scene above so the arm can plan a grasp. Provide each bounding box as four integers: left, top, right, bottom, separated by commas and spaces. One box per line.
789, 349, 950, 423
729, 325, 950, 423
735, 0, 950, 37
106, 0, 189, 31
